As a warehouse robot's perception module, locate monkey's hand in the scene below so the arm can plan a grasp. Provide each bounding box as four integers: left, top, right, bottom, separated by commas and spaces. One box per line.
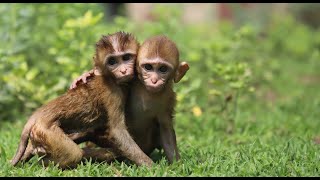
69, 68, 101, 90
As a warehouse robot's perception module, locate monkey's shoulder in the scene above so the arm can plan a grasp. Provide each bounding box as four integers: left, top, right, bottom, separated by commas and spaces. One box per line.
72, 76, 126, 109
67, 76, 123, 98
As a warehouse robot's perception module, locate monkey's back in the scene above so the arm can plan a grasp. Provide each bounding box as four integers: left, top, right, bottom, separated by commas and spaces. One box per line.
32, 75, 124, 134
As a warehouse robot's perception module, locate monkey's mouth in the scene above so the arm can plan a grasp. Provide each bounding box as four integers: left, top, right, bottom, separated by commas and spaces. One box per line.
145, 84, 164, 93
117, 74, 134, 84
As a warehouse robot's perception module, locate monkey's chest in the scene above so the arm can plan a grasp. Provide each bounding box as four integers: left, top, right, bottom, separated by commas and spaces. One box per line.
131, 95, 165, 118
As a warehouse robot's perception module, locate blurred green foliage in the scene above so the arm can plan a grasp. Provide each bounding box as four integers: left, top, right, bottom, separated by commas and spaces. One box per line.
0, 3, 319, 129
0, 4, 106, 120
289, 3, 320, 28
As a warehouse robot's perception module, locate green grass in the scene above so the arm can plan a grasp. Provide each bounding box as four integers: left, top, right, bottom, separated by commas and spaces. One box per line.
1, 58, 320, 177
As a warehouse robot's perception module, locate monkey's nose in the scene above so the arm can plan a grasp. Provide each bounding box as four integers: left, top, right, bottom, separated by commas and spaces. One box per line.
120, 69, 127, 74
151, 78, 158, 84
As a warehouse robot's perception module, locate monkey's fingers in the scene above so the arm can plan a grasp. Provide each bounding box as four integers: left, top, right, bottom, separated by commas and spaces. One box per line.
70, 82, 77, 90
70, 70, 95, 90
69, 77, 83, 90
82, 76, 87, 84
80, 71, 96, 84
69, 80, 78, 90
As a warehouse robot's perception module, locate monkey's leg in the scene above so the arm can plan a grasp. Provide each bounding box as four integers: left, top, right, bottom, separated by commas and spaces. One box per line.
20, 141, 35, 163
69, 132, 121, 163
20, 138, 47, 163
31, 124, 84, 169
158, 117, 180, 163
172, 128, 181, 160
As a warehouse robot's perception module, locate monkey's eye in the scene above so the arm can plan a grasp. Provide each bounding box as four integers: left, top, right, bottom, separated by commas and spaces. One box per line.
159, 66, 168, 73
144, 64, 153, 71
123, 54, 131, 61
107, 57, 117, 65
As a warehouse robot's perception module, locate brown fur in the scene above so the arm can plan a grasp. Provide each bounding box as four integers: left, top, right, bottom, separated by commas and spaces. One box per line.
70, 35, 189, 164
138, 35, 179, 63
126, 35, 182, 162
11, 32, 153, 169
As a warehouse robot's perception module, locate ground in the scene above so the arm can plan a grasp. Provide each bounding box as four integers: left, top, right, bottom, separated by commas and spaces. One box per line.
1, 57, 319, 177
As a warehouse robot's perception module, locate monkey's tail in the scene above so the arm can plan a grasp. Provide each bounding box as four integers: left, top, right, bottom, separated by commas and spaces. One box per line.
10, 117, 36, 166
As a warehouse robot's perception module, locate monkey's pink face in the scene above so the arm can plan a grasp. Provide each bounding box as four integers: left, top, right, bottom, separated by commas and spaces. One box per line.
139, 58, 174, 93
105, 53, 136, 84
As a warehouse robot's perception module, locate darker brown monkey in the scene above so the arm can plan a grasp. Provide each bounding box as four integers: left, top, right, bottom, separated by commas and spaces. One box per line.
70, 35, 189, 164
11, 32, 153, 169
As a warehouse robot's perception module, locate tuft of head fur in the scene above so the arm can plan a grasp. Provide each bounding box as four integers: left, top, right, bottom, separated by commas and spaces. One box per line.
95, 31, 139, 53
137, 35, 179, 69
93, 31, 139, 76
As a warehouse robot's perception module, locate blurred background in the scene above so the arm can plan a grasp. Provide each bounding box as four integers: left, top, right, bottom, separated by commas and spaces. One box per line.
0, 3, 319, 134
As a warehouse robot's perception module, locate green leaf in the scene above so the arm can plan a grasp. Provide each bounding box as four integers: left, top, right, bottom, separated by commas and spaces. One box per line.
25, 68, 39, 81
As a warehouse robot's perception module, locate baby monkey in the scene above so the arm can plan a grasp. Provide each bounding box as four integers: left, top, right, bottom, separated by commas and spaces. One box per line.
11, 32, 153, 169
70, 35, 189, 164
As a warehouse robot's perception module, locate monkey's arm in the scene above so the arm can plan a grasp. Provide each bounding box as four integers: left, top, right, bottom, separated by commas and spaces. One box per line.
108, 113, 153, 167
158, 115, 180, 163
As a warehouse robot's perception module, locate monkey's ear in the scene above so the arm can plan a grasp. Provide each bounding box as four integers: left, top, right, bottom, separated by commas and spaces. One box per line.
174, 61, 190, 83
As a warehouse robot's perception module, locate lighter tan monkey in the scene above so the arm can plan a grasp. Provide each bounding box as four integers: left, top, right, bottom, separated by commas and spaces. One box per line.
126, 35, 189, 163
11, 32, 153, 169
70, 35, 189, 164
